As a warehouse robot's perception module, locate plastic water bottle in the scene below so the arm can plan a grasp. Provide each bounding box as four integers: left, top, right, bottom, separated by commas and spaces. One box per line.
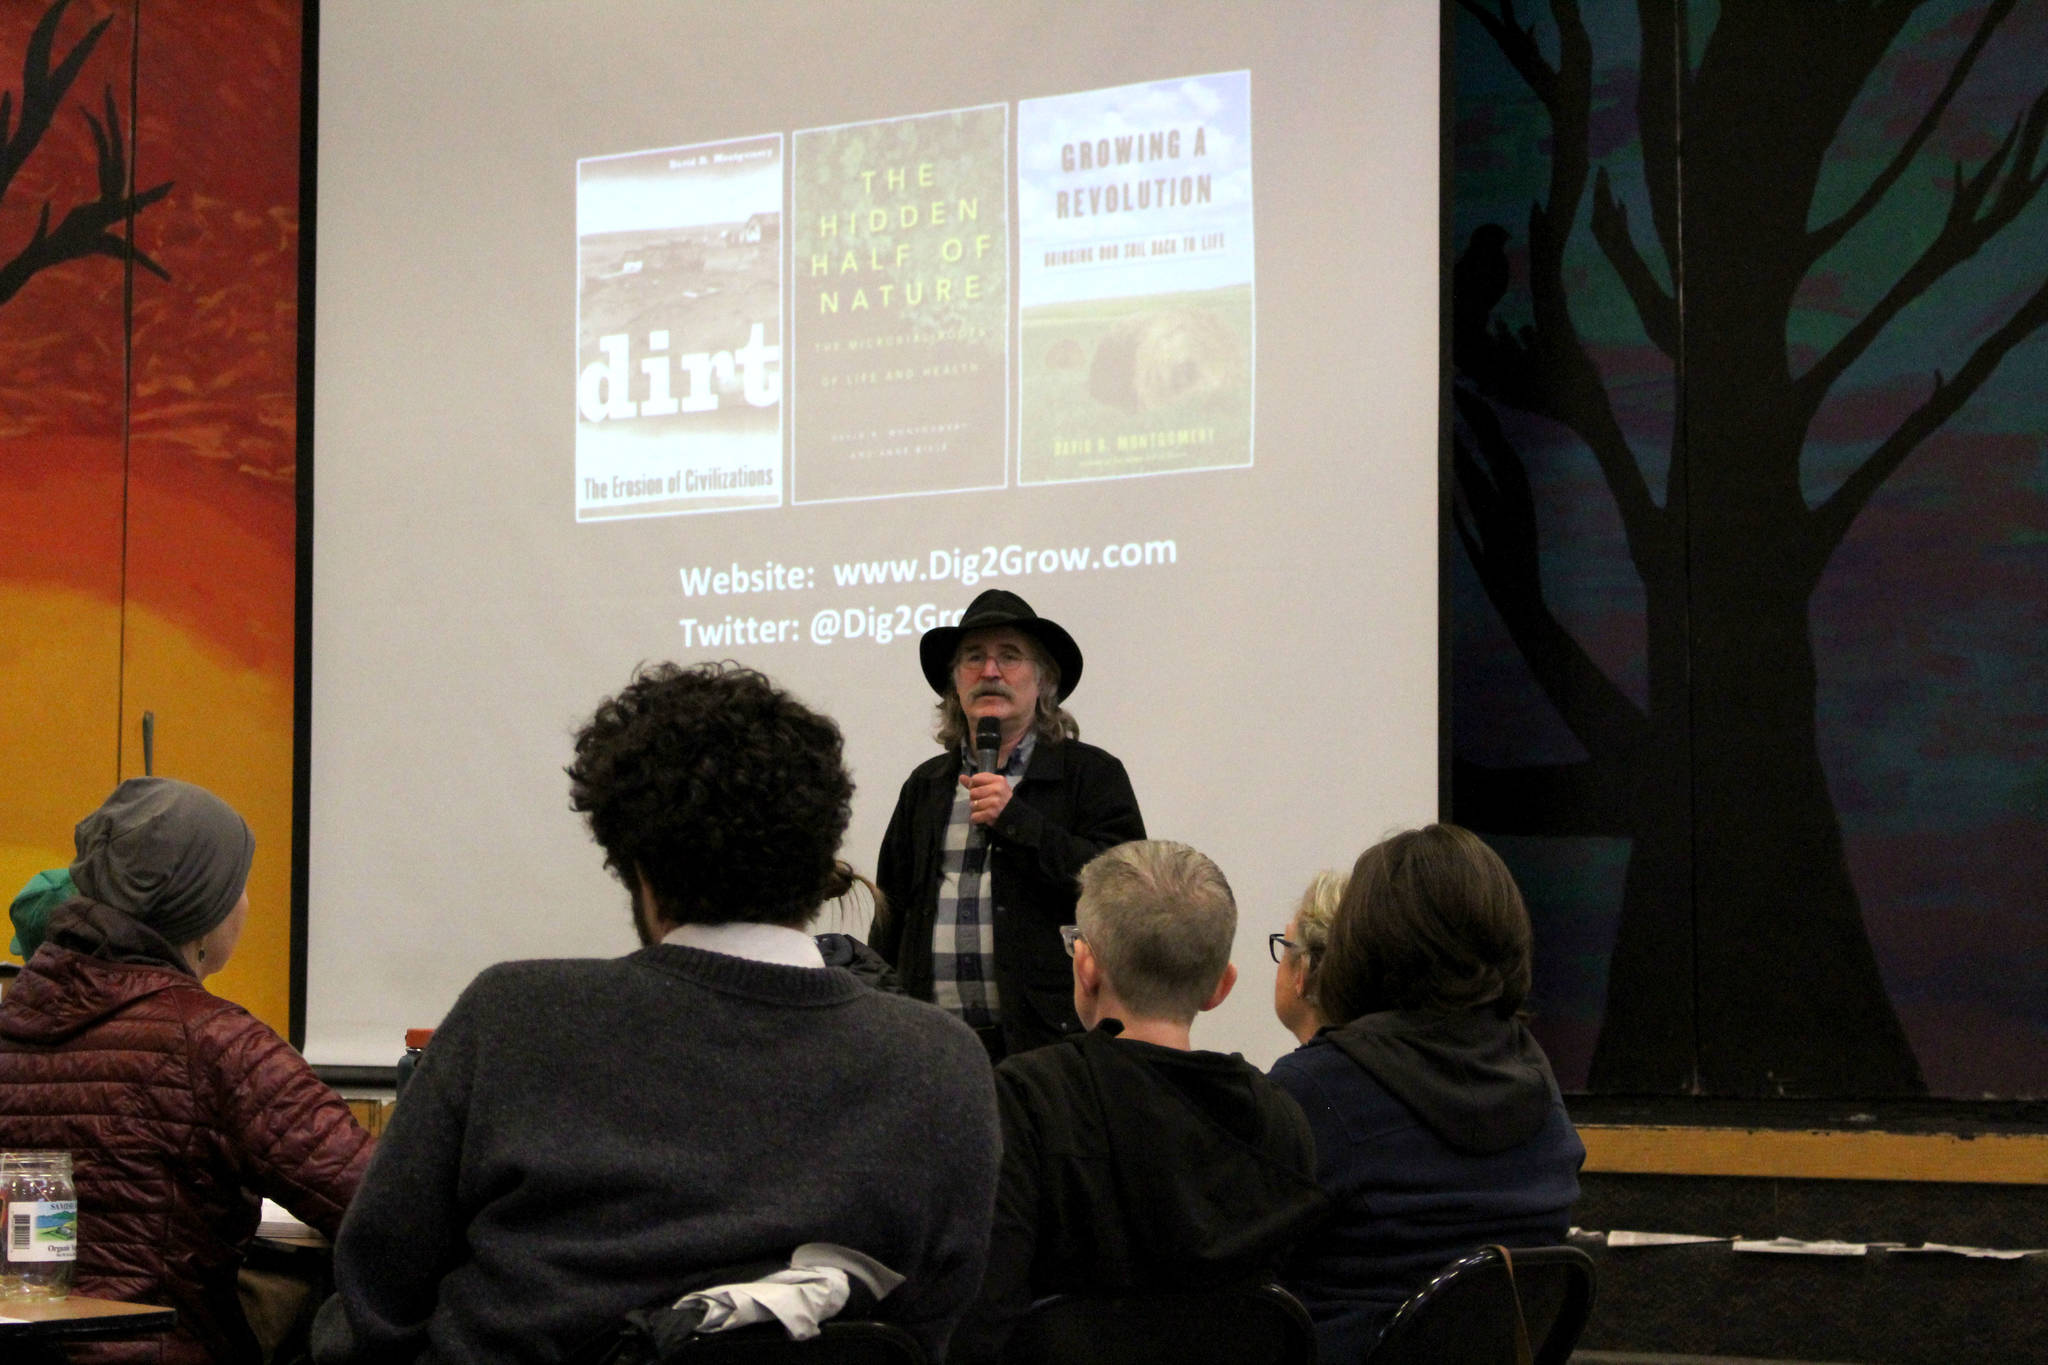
2, 1150, 77, 1298
0, 1149, 16, 1297
395, 1028, 435, 1096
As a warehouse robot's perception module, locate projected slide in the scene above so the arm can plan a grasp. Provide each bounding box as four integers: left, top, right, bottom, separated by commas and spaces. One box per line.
575, 134, 785, 521
571, 75, 1253, 520
314, 0, 1438, 1073
1018, 71, 1254, 485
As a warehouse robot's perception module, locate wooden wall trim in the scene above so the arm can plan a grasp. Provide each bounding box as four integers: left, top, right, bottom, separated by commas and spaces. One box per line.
1579, 1125, 2048, 1185
343, 1097, 391, 1139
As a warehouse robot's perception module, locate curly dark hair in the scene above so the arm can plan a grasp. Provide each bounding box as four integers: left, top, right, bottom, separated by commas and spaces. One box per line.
566, 662, 854, 928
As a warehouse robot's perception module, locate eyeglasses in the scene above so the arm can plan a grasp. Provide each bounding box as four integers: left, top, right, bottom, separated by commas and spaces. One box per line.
957, 646, 1034, 676
1059, 924, 1084, 957
1268, 932, 1301, 964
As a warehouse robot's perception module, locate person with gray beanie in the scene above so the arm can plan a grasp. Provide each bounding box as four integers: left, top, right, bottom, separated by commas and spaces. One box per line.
0, 777, 373, 1365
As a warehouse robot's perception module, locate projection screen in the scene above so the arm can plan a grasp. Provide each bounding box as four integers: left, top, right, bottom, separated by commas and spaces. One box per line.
307, 0, 1440, 1069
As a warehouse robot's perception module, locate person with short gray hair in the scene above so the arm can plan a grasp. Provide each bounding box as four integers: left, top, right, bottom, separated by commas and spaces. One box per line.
950, 839, 1326, 1364
1272, 869, 1346, 1044
1073, 838, 1237, 1021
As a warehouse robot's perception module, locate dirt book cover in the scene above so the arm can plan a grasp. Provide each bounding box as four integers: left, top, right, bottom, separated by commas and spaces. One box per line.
575, 133, 784, 521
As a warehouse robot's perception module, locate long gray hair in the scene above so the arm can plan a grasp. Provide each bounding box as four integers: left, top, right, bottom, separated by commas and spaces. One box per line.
932, 634, 1079, 750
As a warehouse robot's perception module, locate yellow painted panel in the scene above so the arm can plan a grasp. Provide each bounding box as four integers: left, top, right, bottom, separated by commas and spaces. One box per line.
1580, 1125, 2048, 1186
2, 587, 293, 1036
116, 599, 294, 1037
0, 582, 120, 950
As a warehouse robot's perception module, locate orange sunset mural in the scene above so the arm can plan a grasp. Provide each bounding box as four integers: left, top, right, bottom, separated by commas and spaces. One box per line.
0, 0, 301, 1033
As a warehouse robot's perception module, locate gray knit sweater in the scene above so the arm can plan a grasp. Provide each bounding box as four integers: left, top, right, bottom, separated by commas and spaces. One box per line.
311, 945, 1000, 1364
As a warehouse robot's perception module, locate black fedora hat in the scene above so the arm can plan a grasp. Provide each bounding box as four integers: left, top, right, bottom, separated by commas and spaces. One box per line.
920, 590, 1084, 701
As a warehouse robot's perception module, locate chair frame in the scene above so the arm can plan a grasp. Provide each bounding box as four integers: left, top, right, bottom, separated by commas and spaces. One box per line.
667, 1319, 925, 1362
1364, 1243, 1596, 1365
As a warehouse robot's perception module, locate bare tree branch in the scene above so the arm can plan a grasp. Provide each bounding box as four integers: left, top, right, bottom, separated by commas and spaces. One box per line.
1591, 166, 1679, 356
1460, 0, 1672, 571
0, 82, 172, 309
0, 0, 110, 206
1454, 387, 1651, 762
1806, 270, 2048, 571
1518, 201, 1674, 573
1805, 0, 2018, 266
1452, 394, 1540, 595
1792, 79, 2048, 423
1634, 0, 1684, 271
1456, 0, 1560, 110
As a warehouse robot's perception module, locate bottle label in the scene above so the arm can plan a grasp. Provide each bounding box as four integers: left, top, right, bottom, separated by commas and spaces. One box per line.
6, 1200, 78, 1262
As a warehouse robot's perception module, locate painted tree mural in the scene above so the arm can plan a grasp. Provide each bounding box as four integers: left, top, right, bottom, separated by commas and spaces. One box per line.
0, 0, 168, 311
1, 0, 303, 1033
1452, 0, 2048, 1094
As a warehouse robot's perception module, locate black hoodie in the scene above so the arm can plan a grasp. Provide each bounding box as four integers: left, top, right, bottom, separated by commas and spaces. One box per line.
951, 1023, 1329, 1364
1325, 1009, 1561, 1154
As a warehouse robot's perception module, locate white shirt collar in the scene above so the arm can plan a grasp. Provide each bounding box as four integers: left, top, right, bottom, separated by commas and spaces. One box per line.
662, 920, 826, 969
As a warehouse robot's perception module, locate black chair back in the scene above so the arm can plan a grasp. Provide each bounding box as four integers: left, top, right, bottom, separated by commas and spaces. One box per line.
1362, 1244, 1595, 1365
999, 1284, 1315, 1365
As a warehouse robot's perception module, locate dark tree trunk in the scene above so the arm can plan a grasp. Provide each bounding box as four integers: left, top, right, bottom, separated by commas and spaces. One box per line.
1590, 1, 1928, 1094
1586, 565, 1694, 1092
1688, 583, 1925, 1093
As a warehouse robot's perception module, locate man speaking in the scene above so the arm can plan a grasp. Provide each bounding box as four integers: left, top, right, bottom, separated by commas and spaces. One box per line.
875, 590, 1145, 1061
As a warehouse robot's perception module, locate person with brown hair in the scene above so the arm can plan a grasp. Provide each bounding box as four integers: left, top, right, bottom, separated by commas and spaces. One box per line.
1271, 824, 1584, 1362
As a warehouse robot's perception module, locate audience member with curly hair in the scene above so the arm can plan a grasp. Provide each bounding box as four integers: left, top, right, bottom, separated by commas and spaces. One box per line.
1271, 824, 1584, 1362
313, 663, 1000, 1365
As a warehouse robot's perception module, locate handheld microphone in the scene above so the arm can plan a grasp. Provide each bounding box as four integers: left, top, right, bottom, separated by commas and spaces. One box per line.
975, 717, 1003, 774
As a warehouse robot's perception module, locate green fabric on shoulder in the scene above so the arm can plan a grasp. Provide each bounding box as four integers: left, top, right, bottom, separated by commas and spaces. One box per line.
9, 867, 75, 959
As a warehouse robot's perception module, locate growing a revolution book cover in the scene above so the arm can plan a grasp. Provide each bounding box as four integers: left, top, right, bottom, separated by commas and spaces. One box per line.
1016, 71, 1254, 486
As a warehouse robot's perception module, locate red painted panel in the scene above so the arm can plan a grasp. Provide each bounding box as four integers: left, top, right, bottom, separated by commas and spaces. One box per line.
122, 0, 300, 1029
0, 0, 133, 924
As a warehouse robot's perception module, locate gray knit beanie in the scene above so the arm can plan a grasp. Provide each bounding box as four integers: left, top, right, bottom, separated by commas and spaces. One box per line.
69, 777, 255, 946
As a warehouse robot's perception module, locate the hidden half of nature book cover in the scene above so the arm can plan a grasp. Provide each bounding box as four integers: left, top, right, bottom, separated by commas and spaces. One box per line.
790, 102, 1009, 505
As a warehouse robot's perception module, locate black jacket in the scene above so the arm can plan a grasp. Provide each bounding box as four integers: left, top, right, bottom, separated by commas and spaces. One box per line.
951, 1025, 1329, 1364
872, 739, 1144, 1053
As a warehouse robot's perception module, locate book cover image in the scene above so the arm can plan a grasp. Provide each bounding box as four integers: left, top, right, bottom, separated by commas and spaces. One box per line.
575, 134, 784, 521
1016, 72, 1253, 486
790, 103, 1008, 505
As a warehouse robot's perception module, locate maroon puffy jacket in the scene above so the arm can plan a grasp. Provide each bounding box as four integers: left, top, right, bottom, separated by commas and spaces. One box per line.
0, 900, 373, 1365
